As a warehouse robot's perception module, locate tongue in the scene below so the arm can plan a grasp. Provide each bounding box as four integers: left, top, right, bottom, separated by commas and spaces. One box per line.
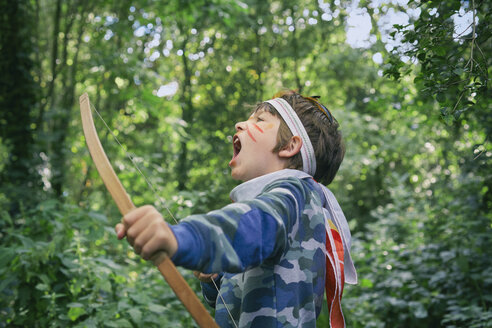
229, 150, 239, 166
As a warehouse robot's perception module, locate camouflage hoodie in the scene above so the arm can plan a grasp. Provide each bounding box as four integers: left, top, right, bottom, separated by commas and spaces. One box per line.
170, 169, 356, 327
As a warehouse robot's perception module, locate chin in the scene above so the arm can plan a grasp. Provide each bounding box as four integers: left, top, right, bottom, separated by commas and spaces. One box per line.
231, 169, 253, 182
230, 168, 242, 181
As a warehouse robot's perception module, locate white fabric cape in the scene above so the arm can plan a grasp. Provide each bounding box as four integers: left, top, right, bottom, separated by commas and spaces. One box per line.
230, 169, 357, 284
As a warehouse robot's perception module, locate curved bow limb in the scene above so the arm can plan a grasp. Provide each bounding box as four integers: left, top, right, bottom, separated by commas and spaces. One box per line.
80, 93, 218, 328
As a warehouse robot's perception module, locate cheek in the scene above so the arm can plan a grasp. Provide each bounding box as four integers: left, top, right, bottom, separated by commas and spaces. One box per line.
247, 129, 257, 142
252, 123, 264, 133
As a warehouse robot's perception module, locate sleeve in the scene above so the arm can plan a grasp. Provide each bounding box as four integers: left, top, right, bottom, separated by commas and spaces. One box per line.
170, 178, 307, 274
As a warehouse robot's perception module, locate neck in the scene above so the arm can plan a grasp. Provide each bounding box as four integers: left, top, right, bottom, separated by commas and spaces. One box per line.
230, 169, 311, 202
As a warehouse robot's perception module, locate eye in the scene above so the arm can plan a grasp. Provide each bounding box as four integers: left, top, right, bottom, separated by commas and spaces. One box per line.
256, 116, 264, 122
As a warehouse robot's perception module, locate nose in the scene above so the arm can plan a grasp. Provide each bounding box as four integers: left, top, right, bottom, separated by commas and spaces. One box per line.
235, 120, 247, 132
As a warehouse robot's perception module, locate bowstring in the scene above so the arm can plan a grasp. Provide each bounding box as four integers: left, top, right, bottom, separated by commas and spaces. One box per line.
90, 103, 239, 328
90, 103, 177, 223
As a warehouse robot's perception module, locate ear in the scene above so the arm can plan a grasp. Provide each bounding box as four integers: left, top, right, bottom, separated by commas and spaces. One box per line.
278, 136, 303, 158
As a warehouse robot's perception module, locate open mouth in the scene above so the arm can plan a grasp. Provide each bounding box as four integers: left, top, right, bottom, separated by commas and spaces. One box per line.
233, 135, 242, 158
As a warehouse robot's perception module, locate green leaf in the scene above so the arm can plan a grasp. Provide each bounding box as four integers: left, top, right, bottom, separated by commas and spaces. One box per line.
436, 93, 446, 103
360, 278, 374, 288
148, 303, 167, 313
434, 47, 446, 56
128, 308, 142, 323
0, 247, 15, 268
118, 300, 130, 311
96, 257, 122, 270
0, 210, 13, 226
414, 304, 428, 318
129, 292, 151, 305
105, 319, 133, 328
453, 68, 464, 76
443, 114, 454, 125
35, 283, 49, 291
88, 211, 108, 224
68, 302, 84, 308
68, 306, 86, 321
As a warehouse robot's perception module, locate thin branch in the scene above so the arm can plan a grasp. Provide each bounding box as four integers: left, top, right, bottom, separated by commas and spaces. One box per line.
451, 89, 465, 113
469, 0, 476, 74
473, 136, 488, 160
462, 0, 477, 73
474, 42, 486, 63
453, 22, 474, 39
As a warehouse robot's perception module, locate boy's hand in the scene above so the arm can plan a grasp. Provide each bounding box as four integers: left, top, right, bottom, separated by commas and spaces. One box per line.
115, 205, 178, 261
194, 271, 219, 283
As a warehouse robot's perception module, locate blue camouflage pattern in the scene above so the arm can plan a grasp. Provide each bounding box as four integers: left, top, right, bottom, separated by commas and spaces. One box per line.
171, 177, 327, 327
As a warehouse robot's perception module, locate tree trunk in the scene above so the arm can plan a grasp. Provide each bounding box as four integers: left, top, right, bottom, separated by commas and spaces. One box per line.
177, 35, 193, 191
0, 0, 41, 214
51, 1, 89, 198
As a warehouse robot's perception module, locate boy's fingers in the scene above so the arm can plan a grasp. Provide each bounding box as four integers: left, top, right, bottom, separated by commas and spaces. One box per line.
126, 211, 157, 247
115, 223, 126, 240
117, 205, 177, 264
123, 205, 156, 227
117, 205, 156, 241
193, 272, 219, 283
140, 222, 177, 260
132, 219, 159, 254
140, 234, 165, 260
150, 251, 168, 266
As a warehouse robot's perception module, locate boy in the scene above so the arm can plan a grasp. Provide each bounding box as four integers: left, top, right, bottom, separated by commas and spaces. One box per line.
116, 91, 357, 327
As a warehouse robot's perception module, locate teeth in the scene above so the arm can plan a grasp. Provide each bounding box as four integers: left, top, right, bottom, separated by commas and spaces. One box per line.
233, 136, 241, 156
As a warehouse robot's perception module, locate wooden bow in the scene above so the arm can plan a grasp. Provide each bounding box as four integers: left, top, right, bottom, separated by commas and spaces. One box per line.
79, 93, 218, 328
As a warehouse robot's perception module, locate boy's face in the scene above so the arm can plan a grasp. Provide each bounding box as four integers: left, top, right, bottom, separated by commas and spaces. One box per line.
229, 108, 288, 181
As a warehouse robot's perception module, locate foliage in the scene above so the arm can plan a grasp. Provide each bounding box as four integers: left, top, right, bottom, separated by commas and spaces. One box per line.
0, 0, 42, 214
384, 0, 491, 125
343, 166, 492, 327
0, 199, 203, 327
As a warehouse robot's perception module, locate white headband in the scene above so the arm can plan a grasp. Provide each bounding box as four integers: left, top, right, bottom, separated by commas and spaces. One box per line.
265, 98, 316, 176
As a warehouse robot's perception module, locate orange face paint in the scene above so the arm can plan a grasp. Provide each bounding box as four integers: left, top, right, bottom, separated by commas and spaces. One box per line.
253, 123, 264, 133
247, 129, 257, 142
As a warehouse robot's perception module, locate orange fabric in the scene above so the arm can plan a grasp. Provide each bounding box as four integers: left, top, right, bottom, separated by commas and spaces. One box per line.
326, 226, 345, 328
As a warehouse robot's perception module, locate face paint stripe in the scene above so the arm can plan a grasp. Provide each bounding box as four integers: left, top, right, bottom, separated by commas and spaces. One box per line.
247, 129, 257, 142
253, 123, 264, 133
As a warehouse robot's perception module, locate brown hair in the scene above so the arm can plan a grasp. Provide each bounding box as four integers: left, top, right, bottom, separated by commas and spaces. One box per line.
255, 90, 345, 185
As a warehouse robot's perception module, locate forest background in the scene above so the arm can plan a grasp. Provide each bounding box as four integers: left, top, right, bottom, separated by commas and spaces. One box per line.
0, 0, 490, 327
